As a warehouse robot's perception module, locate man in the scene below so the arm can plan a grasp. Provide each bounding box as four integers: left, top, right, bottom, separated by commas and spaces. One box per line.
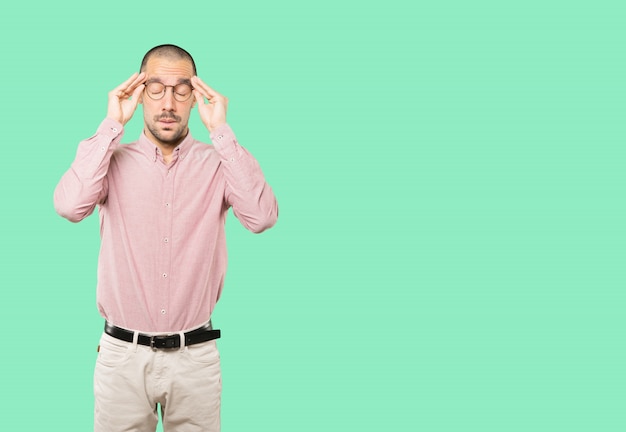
54, 44, 278, 431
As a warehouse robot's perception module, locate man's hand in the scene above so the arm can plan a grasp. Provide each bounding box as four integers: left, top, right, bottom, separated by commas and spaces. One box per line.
192, 76, 228, 133
107, 72, 146, 125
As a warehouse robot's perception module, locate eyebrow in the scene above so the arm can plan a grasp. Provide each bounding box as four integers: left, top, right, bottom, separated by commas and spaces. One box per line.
146, 78, 192, 85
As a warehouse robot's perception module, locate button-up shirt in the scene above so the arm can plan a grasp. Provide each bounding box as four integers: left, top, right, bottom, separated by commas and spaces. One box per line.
54, 118, 278, 333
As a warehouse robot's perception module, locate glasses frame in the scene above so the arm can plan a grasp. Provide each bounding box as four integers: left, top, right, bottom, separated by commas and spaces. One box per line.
144, 81, 194, 102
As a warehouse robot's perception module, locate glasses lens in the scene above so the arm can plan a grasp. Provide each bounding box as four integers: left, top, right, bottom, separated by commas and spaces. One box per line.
173, 84, 193, 102
146, 82, 165, 100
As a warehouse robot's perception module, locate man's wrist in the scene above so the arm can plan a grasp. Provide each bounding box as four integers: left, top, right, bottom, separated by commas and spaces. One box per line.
106, 115, 124, 126
209, 123, 230, 139
208, 122, 226, 134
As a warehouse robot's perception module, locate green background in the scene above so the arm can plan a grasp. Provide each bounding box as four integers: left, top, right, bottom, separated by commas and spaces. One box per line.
1, 0, 624, 430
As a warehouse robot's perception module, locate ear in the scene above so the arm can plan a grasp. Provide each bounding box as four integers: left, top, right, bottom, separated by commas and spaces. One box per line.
138, 92, 143, 104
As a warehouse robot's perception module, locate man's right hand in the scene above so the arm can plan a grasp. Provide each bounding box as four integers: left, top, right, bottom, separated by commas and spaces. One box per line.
107, 72, 146, 125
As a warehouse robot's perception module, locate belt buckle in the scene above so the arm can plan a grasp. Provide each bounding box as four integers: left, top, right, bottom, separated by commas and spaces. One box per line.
150, 335, 158, 351
149, 334, 178, 350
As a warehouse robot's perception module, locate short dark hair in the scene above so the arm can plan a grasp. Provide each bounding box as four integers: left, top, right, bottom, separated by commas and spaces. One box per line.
140, 44, 197, 75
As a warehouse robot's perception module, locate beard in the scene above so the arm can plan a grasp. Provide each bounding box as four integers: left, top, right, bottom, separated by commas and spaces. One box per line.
147, 113, 187, 145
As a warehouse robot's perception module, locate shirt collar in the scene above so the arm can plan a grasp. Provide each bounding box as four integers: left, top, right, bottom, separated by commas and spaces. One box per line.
138, 129, 194, 162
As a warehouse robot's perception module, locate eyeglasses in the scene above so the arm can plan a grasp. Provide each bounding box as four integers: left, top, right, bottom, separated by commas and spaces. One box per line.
144, 81, 193, 102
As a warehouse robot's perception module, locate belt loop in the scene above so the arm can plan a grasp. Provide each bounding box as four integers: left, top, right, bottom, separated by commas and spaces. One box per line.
132, 330, 139, 352
178, 331, 186, 352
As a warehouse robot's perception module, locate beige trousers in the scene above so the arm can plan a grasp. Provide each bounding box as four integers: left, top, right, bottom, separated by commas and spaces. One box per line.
94, 332, 221, 432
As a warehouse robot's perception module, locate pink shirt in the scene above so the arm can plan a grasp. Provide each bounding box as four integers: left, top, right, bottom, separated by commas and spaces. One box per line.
54, 118, 278, 333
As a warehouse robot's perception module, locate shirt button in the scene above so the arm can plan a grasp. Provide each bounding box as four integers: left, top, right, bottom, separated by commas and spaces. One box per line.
165, 203, 170, 207
111, 127, 118, 133
162, 273, 168, 278
163, 238, 169, 243
217, 135, 223, 140
100, 147, 106, 152
161, 309, 166, 315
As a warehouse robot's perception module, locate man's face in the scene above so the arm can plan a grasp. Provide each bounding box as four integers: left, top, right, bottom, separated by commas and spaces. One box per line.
141, 56, 195, 148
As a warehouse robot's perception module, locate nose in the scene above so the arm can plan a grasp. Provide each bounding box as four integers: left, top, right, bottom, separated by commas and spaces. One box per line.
162, 87, 176, 110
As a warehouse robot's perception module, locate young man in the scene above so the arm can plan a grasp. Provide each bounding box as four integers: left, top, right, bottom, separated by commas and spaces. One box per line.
54, 44, 278, 431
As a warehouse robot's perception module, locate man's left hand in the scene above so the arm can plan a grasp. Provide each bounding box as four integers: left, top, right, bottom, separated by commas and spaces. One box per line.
192, 76, 228, 133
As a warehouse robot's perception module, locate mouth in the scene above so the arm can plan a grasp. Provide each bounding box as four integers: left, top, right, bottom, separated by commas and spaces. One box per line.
158, 120, 178, 130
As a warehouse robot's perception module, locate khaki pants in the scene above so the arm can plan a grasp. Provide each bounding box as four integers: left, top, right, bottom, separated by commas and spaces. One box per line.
94, 332, 221, 432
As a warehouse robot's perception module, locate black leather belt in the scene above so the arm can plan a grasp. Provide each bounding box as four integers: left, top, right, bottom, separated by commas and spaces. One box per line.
104, 321, 221, 350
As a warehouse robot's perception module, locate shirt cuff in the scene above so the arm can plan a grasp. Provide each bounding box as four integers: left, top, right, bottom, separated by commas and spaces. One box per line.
99, 118, 124, 140
210, 123, 239, 161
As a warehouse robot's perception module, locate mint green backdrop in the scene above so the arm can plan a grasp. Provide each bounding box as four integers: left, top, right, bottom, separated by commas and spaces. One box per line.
1, 1, 624, 431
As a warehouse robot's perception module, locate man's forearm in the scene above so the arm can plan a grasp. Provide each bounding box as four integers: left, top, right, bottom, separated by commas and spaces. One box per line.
212, 124, 278, 233
54, 118, 123, 222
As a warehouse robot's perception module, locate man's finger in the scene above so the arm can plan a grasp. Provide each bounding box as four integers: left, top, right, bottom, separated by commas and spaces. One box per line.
126, 72, 146, 93
191, 78, 210, 99
114, 72, 146, 95
113, 73, 139, 92
192, 76, 222, 99
130, 84, 145, 102
193, 90, 207, 105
